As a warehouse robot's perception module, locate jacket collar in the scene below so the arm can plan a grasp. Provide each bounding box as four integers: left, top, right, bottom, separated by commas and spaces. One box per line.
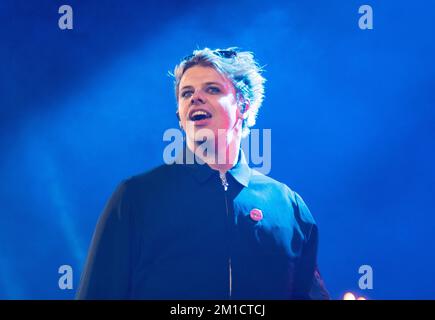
228, 149, 251, 187
177, 145, 251, 188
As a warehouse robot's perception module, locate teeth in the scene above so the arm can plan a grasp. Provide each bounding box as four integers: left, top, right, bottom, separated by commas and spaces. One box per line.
192, 110, 209, 117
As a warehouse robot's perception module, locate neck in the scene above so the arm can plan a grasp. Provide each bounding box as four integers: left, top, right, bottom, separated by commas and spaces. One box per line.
187, 131, 242, 174
207, 141, 240, 174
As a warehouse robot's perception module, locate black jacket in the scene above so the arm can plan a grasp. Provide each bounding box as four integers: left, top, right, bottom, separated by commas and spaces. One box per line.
77, 150, 329, 300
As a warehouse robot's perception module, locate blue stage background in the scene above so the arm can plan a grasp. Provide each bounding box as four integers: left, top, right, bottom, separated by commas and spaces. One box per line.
1, 0, 434, 299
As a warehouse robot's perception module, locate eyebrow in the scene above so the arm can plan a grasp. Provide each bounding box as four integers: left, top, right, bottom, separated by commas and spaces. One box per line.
180, 82, 224, 92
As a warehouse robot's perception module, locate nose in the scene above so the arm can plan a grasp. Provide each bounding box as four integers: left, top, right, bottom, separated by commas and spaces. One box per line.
190, 91, 206, 106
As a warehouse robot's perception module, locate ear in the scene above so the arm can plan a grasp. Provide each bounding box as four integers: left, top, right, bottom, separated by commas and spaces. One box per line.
176, 110, 184, 130
239, 99, 250, 120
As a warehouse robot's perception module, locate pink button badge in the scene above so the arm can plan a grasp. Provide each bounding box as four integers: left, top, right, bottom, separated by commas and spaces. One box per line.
250, 208, 263, 222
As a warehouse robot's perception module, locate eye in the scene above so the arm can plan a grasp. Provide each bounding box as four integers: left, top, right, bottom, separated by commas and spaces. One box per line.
206, 86, 221, 94
181, 90, 193, 98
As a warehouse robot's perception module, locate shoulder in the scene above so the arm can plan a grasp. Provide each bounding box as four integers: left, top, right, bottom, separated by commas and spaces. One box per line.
248, 169, 296, 200
103, 164, 181, 210
128, 163, 182, 183
119, 163, 186, 192
249, 169, 317, 237
249, 169, 291, 195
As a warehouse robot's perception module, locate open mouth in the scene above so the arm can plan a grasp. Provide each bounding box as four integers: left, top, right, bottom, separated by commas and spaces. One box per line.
189, 109, 212, 122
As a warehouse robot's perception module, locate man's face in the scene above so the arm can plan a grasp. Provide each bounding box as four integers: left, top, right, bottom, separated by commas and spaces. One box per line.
177, 65, 243, 147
